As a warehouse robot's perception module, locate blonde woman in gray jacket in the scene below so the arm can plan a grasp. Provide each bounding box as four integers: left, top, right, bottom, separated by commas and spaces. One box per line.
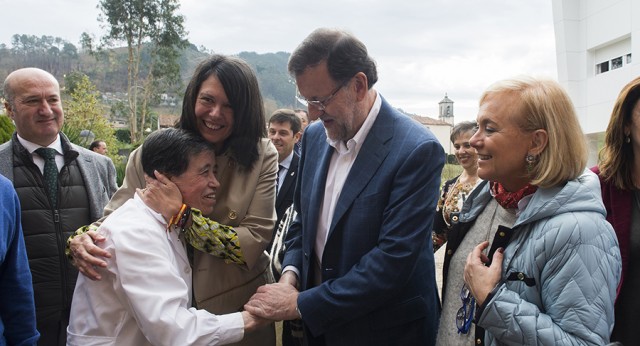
438, 76, 621, 345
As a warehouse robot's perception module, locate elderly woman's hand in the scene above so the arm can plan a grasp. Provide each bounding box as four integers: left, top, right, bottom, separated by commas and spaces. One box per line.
464, 241, 503, 306
138, 170, 183, 222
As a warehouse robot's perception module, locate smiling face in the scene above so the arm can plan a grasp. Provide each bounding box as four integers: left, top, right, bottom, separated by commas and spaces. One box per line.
170, 151, 220, 216
194, 75, 234, 151
296, 61, 364, 141
5, 69, 64, 147
268, 121, 300, 162
470, 91, 535, 192
452, 130, 478, 172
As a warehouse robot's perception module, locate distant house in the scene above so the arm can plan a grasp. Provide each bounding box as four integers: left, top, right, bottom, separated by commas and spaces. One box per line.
158, 114, 180, 129
407, 94, 456, 154
411, 115, 453, 154
110, 120, 128, 129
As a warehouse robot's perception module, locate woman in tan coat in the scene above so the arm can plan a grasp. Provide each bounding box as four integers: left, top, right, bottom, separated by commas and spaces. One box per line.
68, 55, 278, 345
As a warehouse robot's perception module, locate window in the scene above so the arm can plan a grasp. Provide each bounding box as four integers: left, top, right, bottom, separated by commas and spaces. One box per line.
596, 61, 609, 74
612, 56, 623, 70
627, 53, 632, 64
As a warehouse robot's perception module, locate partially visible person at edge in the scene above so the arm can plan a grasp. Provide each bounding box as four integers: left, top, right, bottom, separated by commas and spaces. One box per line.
66, 55, 278, 346
294, 109, 309, 133
592, 76, 640, 345
1, 67, 117, 346
293, 109, 308, 156
88, 140, 107, 155
437, 76, 620, 345
432, 121, 481, 252
67, 128, 269, 345
0, 174, 39, 346
245, 28, 444, 345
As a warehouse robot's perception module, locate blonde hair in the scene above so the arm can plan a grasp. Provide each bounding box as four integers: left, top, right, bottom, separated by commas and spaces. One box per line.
598, 76, 640, 190
480, 76, 587, 188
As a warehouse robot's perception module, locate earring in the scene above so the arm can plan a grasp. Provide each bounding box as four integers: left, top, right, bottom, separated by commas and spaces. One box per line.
526, 154, 537, 172
626, 136, 631, 144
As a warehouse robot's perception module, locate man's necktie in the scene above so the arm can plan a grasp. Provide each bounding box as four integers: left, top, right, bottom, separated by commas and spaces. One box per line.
35, 147, 58, 208
277, 164, 285, 194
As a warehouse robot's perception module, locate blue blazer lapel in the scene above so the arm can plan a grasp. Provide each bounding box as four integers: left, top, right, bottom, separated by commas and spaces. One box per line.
329, 102, 394, 233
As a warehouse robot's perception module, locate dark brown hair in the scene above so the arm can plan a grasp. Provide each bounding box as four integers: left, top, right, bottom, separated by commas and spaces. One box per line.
177, 54, 266, 171
598, 76, 640, 190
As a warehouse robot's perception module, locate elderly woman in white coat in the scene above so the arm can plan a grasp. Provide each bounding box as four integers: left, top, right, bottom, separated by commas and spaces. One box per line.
67, 128, 266, 346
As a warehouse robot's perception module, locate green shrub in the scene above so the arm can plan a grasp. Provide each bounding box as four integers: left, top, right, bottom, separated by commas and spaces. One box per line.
0, 115, 15, 143
115, 129, 131, 143
441, 163, 463, 185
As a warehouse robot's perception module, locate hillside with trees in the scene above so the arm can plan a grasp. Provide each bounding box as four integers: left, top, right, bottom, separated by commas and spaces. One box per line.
0, 36, 297, 117
0, 32, 297, 185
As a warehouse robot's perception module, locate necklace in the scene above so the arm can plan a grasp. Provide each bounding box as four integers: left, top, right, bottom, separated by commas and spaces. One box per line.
442, 175, 479, 227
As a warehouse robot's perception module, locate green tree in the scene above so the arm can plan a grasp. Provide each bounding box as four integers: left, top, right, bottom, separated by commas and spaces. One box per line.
91, 0, 188, 143
61, 72, 120, 164
0, 115, 15, 144
8, 34, 79, 76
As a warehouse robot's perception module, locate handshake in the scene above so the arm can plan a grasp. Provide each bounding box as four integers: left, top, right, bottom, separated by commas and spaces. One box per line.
243, 271, 302, 332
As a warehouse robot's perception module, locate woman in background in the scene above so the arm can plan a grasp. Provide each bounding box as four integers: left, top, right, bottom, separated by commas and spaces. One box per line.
432, 121, 481, 251
593, 76, 640, 345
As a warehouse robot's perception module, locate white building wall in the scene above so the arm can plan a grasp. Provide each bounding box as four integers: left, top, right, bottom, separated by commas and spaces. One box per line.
552, 0, 640, 136
426, 125, 453, 155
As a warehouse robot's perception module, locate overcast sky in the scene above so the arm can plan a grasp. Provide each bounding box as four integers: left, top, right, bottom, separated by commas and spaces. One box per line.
0, 0, 557, 123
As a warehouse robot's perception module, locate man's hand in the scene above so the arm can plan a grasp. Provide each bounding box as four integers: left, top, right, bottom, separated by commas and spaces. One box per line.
464, 241, 503, 306
69, 231, 110, 280
244, 283, 300, 321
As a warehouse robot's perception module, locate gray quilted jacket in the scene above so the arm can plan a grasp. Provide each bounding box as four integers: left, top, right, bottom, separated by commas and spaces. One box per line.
462, 170, 621, 345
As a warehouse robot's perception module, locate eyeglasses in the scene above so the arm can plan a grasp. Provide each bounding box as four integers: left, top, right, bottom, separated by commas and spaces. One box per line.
296, 81, 347, 112
456, 284, 475, 334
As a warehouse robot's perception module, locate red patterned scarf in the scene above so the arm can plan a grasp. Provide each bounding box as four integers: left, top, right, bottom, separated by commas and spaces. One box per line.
490, 181, 538, 209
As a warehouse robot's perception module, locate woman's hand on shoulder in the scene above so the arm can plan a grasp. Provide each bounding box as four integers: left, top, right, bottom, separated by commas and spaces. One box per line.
70, 230, 110, 281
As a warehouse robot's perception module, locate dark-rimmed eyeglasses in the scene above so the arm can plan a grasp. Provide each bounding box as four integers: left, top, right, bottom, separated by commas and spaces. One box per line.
456, 284, 475, 334
296, 81, 347, 112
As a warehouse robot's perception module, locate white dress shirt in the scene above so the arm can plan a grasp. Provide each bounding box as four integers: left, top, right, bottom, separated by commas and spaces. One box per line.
277, 151, 294, 196
16, 134, 64, 173
67, 194, 244, 346
314, 92, 382, 263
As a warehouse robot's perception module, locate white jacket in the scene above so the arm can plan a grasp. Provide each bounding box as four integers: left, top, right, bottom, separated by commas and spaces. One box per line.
67, 195, 244, 346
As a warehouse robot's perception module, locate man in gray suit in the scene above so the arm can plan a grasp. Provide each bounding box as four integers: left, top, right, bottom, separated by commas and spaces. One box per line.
0, 68, 117, 346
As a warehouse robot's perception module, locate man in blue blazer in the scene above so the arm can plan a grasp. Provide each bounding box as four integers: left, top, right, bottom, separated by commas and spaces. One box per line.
246, 28, 444, 345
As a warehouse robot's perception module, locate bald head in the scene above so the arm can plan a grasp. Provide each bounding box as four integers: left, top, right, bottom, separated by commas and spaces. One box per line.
3, 68, 64, 147
4, 68, 59, 105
